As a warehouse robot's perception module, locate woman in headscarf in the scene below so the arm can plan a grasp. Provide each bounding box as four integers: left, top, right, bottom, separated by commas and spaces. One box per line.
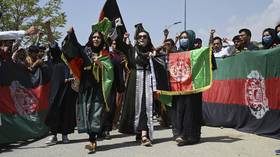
118, 26, 157, 147
172, 30, 206, 146
261, 28, 277, 49
274, 24, 280, 46
44, 21, 78, 146
77, 30, 113, 153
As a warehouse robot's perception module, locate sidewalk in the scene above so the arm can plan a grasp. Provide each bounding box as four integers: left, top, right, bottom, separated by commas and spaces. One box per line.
0, 124, 279, 157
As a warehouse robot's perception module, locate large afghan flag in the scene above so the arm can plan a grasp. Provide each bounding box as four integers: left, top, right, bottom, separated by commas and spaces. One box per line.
61, 29, 89, 81
0, 62, 50, 144
99, 0, 127, 52
99, 0, 126, 34
203, 46, 280, 139
154, 47, 212, 95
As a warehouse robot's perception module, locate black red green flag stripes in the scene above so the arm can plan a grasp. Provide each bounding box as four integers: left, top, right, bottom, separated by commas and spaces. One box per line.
0, 62, 50, 144
203, 46, 280, 139
61, 29, 90, 80
99, 0, 127, 52
99, 0, 126, 33
154, 47, 212, 95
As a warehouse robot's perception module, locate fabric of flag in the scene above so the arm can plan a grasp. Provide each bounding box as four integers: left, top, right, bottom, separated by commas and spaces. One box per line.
99, 0, 127, 52
99, 0, 127, 33
61, 30, 87, 80
61, 30, 114, 112
92, 17, 112, 40
0, 62, 50, 144
155, 47, 212, 95
203, 46, 280, 139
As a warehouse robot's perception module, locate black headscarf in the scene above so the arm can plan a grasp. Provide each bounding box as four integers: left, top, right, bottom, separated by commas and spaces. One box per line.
134, 30, 154, 67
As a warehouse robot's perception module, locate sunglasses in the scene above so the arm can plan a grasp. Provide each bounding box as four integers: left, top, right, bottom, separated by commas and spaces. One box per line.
137, 35, 147, 39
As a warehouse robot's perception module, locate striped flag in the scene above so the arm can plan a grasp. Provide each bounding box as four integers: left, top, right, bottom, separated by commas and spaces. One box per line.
154, 47, 212, 95
0, 62, 50, 144
203, 46, 280, 138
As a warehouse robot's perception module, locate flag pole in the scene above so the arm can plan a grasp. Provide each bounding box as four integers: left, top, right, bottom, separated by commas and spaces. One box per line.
184, 0, 186, 30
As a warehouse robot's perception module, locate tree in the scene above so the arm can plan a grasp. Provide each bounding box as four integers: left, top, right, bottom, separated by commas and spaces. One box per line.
0, 0, 66, 44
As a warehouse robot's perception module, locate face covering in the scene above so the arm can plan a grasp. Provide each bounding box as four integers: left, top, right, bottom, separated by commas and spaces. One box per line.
263, 35, 272, 44
179, 38, 189, 48
277, 32, 280, 40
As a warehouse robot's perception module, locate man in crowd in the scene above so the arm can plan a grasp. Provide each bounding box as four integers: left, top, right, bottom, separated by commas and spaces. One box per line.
238, 28, 259, 51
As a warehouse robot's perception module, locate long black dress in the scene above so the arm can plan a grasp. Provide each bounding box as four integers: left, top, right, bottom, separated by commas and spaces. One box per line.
45, 43, 77, 135
173, 30, 217, 144
118, 42, 156, 140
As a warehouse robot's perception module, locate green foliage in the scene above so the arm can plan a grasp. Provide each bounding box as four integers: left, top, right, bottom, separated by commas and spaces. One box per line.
0, 0, 66, 45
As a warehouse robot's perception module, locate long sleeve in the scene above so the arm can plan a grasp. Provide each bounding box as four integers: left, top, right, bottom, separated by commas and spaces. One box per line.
150, 58, 157, 92
0, 30, 25, 40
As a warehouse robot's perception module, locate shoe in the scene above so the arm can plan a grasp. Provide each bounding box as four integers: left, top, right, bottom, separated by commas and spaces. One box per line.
175, 136, 184, 144
45, 135, 58, 146
141, 135, 152, 147
85, 141, 97, 153
135, 134, 141, 142
62, 135, 70, 144
103, 131, 111, 140
177, 137, 200, 146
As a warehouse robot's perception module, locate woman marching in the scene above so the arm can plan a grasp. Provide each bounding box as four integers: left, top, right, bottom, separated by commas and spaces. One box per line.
62, 28, 113, 153
173, 30, 216, 146
118, 24, 157, 147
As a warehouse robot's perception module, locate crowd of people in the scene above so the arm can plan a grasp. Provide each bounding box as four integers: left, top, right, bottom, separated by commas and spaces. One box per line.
1, 19, 280, 154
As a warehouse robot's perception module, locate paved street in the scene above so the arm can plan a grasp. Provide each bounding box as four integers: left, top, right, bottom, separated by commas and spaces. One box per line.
0, 123, 279, 157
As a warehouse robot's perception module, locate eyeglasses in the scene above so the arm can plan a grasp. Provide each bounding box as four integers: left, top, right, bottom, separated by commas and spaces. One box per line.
137, 35, 147, 39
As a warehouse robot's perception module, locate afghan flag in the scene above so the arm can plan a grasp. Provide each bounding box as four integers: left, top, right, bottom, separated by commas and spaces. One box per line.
61, 29, 114, 113
99, 0, 126, 33
0, 62, 50, 144
203, 46, 280, 139
61, 29, 89, 81
99, 0, 127, 51
154, 47, 212, 95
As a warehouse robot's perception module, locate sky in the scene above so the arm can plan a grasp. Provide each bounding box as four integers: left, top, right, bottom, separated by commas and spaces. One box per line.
57, 0, 280, 46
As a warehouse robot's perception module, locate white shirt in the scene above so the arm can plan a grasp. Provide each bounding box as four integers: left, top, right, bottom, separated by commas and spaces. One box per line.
0, 30, 26, 40
214, 45, 235, 58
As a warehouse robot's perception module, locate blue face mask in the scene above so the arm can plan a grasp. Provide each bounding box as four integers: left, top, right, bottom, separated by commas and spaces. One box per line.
179, 38, 189, 48
263, 35, 272, 44
277, 32, 280, 39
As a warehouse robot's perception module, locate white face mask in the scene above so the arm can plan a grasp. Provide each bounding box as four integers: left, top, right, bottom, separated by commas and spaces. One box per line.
179, 38, 189, 48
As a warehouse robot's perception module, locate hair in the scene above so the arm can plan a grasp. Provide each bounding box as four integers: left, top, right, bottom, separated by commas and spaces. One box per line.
86, 31, 108, 52
275, 23, 280, 31
213, 36, 222, 44
262, 28, 276, 49
275, 23, 280, 44
239, 28, 252, 37
179, 31, 188, 38
232, 35, 240, 42
195, 38, 202, 44
164, 38, 175, 47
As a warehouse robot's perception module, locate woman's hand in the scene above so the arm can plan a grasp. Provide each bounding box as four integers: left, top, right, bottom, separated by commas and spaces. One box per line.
92, 56, 102, 66
153, 91, 160, 100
